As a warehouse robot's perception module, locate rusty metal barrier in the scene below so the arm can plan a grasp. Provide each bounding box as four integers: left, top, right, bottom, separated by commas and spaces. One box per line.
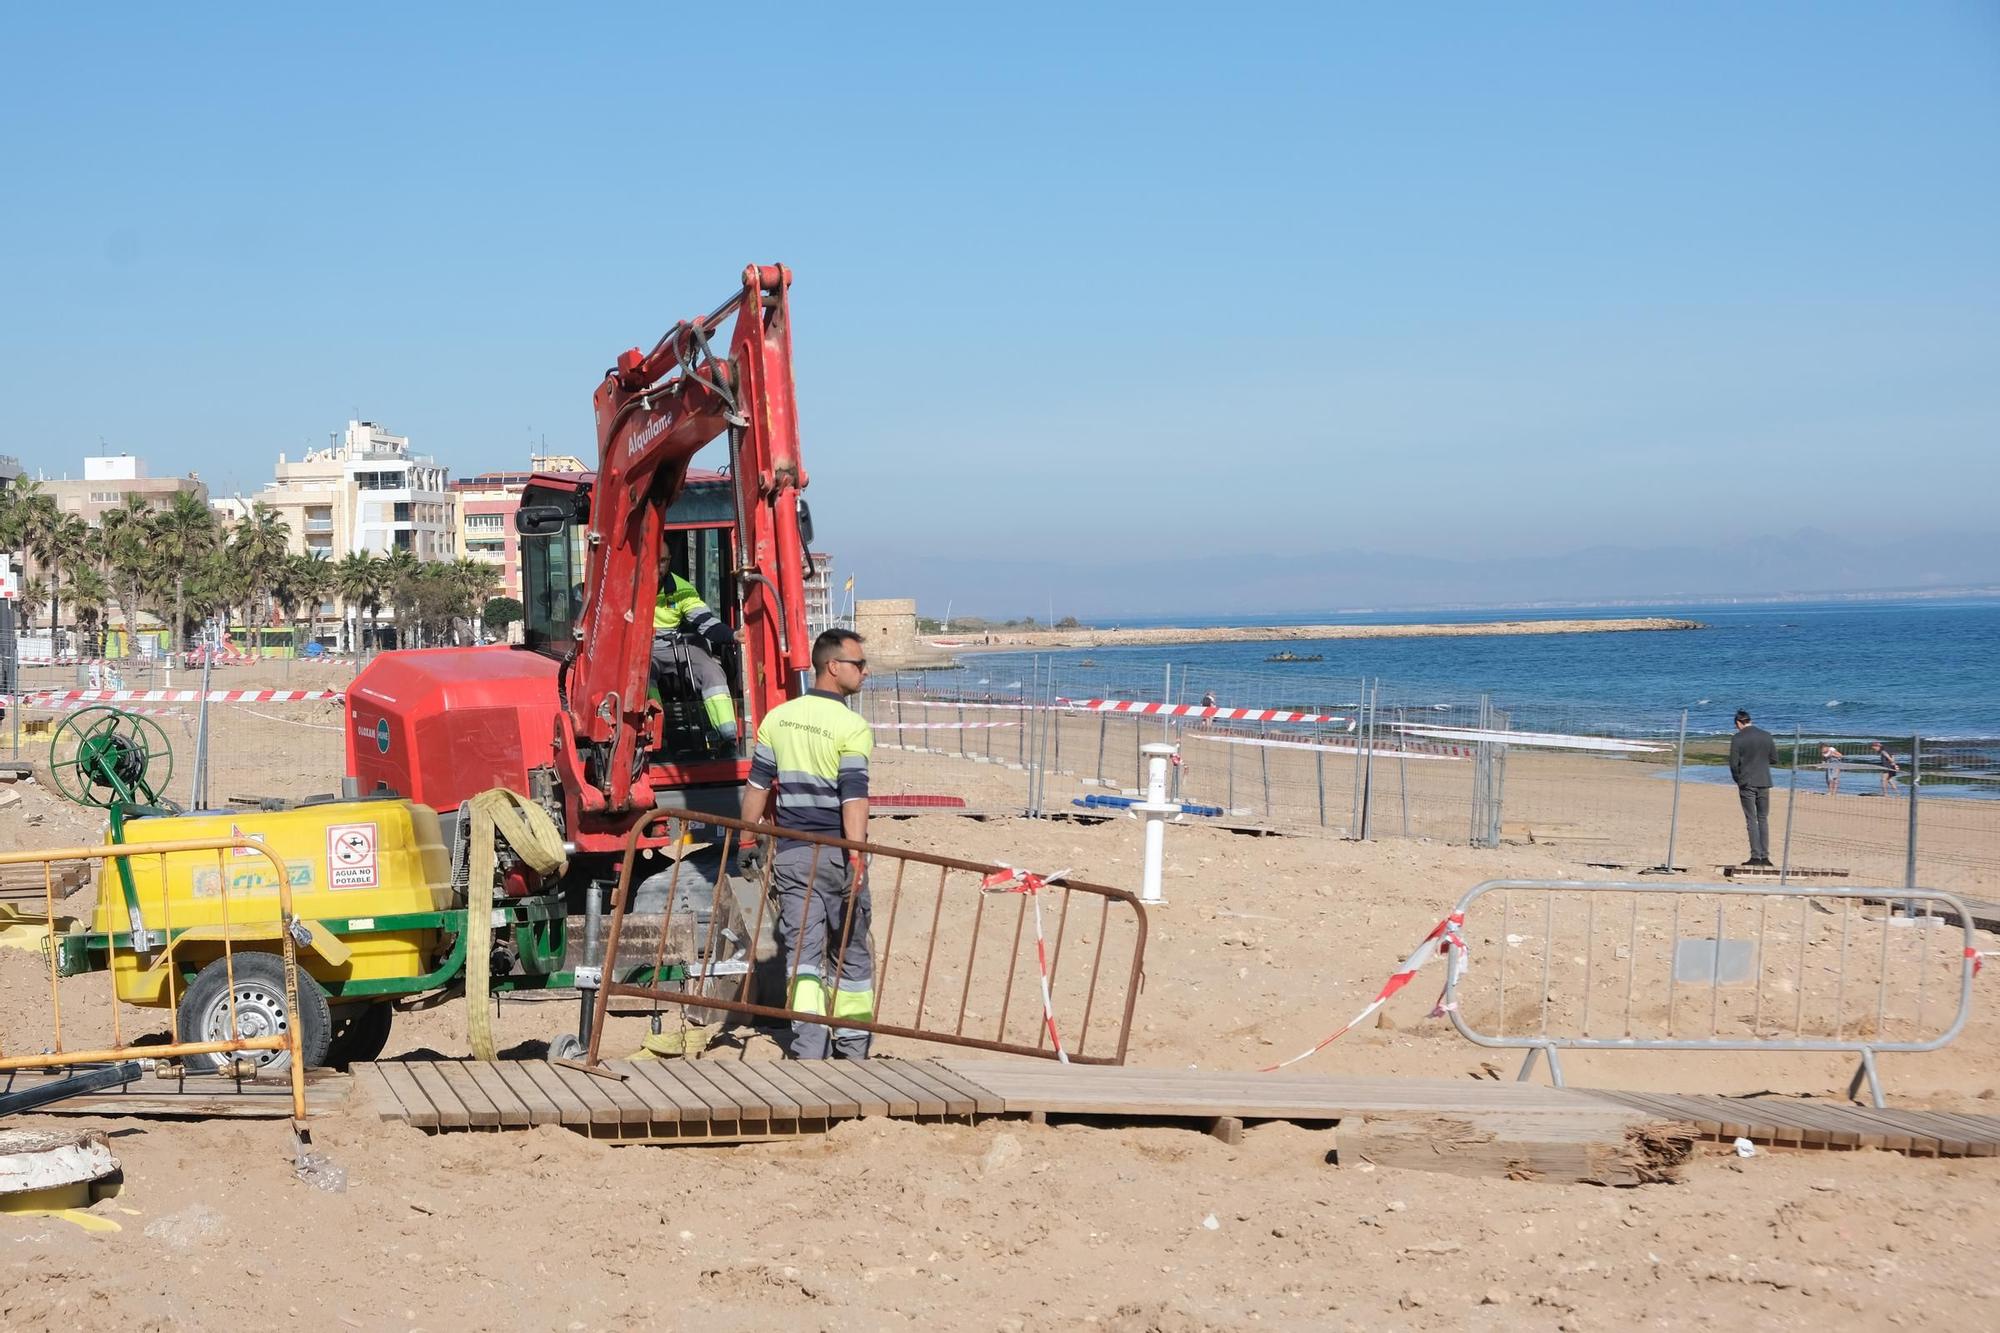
1442, 878, 1979, 1107
584, 810, 1148, 1065
0, 837, 309, 1122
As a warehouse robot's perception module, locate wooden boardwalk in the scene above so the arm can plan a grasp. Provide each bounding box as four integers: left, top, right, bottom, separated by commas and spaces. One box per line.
344, 1057, 2000, 1167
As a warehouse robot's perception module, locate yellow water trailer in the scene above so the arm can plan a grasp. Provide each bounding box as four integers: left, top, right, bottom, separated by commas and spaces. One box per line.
90, 799, 454, 1007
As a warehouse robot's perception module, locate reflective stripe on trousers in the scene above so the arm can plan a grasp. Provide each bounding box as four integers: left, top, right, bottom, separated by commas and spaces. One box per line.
772, 841, 874, 1060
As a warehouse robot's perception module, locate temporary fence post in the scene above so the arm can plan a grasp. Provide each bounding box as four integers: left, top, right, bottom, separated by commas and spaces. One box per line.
1779, 726, 1801, 886
1258, 718, 1272, 818
1358, 684, 1376, 841
1048, 664, 1062, 790
1904, 734, 1921, 898
895, 672, 905, 735
1227, 726, 1236, 812
1351, 677, 1367, 836
1315, 745, 1327, 828
1133, 713, 1142, 791
1658, 708, 1689, 872
192, 619, 217, 809
1095, 711, 1107, 787
1162, 664, 1173, 745
1488, 706, 1509, 848
1397, 703, 1411, 837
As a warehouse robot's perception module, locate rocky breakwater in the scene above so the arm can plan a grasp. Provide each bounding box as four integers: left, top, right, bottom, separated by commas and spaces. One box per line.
957, 617, 1702, 651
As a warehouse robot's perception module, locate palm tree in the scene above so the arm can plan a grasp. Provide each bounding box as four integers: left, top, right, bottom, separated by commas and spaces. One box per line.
95, 494, 158, 657
66, 565, 110, 634
281, 551, 336, 647
379, 547, 421, 648
333, 551, 381, 653
17, 576, 48, 627
33, 512, 90, 649
450, 558, 502, 643
229, 504, 292, 651
153, 491, 220, 656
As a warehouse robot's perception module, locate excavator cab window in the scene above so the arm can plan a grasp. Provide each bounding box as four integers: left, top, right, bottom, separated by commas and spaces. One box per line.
519, 488, 589, 658
654, 521, 741, 761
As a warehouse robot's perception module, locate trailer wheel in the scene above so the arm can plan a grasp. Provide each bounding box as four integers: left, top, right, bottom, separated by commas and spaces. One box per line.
176, 952, 332, 1073
326, 1001, 394, 1068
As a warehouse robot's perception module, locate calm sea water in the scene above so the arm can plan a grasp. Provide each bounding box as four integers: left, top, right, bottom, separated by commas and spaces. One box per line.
940, 598, 2000, 741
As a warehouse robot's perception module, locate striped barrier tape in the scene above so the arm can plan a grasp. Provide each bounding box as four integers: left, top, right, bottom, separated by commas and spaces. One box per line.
877, 721, 1018, 731
1262, 911, 1468, 1072
1391, 724, 1666, 754
980, 865, 1076, 1064
5, 688, 345, 706
1187, 732, 1469, 761
1060, 697, 1353, 726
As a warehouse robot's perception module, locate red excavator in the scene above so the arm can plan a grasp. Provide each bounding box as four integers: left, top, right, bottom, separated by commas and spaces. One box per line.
343, 266, 815, 964
346, 263, 811, 839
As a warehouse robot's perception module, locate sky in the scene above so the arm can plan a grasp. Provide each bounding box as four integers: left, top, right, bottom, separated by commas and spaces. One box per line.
2, 3, 1995, 617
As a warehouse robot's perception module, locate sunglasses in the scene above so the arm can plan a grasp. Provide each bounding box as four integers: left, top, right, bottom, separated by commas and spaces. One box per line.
831, 657, 868, 670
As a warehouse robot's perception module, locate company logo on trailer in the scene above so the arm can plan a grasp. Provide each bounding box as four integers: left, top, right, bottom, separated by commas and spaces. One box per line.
625, 412, 673, 458
375, 718, 391, 754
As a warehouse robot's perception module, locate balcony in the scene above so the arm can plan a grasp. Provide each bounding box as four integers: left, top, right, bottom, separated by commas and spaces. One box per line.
304, 519, 335, 533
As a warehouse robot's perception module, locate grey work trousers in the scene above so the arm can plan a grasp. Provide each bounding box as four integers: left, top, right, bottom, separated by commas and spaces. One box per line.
770, 841, 874, 1060
1737, 784, 1771, 861
649, 633, 733, 742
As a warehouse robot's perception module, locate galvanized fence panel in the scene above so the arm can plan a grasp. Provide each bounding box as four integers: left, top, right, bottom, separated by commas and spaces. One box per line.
856, 669, 1036, 815
1442, 878, 1978, 1105
0, 835, 312, 1120
585, 809, 1148, 1065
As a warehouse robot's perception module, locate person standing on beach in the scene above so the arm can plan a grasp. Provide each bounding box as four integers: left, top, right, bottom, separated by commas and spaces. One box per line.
1868, 741, 1901, 795
1728, 708, 1777, 867
740, 628, 876, 1059
1820, 744, 1844, 794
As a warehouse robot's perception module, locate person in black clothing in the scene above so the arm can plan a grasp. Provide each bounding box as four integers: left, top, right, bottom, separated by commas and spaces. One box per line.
1728, 708, 1778, 867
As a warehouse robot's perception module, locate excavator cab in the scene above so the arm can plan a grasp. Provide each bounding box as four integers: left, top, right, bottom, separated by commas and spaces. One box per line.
517, 469, 746, 767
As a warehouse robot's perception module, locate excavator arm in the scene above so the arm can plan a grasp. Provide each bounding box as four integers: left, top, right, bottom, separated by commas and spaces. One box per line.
561, 264, 813, 815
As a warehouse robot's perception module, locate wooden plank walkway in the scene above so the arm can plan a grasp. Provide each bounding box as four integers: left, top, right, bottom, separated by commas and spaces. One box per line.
352, 1058, 988, 1143
333, 1058, 2000, 1163
3, 1068, 351, 1119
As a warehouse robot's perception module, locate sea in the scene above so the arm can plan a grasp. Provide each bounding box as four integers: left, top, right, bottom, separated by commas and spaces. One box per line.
929, 598, 2000, 745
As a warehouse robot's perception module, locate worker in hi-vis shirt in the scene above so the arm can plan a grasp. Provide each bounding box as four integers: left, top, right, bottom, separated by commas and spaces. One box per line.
651, 552, 738, 753
739, 628, 874, 1059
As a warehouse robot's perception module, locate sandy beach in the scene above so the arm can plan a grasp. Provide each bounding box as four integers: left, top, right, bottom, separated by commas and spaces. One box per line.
2, 663, 1996, 1331
943, 616, 1700, 653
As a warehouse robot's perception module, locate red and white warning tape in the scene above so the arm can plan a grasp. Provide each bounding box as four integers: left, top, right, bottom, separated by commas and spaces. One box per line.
1187, 732, 1469, 761
877, 721, 1018, 731
1061, 697, 1352, 727
981, 865, 1075, 1064
1262, 911, 1469, 1072
10, 688, 344, 705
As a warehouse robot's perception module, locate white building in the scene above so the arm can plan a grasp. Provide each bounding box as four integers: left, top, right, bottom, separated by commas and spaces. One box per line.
254, 422, 454, 563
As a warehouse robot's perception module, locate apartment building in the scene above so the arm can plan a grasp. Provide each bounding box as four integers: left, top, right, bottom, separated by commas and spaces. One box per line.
43, 455, 209, 523
253, 421, 454, 562
449, 454, 587, 602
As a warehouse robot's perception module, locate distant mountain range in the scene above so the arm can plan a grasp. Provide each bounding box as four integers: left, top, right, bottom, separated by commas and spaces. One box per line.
869, 529, 2000, 619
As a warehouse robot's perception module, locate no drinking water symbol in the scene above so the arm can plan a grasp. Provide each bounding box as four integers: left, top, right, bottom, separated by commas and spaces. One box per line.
334, 831, 371, 864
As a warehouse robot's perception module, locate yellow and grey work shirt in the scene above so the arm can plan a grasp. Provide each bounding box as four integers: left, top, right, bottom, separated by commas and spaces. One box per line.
654, 574, 732, 653
747, 689, 872, 849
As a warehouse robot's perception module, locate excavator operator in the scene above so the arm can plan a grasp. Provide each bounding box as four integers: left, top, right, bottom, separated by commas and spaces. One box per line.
651, 551, 739, 754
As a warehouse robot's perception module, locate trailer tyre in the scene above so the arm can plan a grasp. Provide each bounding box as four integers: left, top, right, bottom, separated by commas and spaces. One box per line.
177, 952, 332, 1073
326, 1001, 394, 1068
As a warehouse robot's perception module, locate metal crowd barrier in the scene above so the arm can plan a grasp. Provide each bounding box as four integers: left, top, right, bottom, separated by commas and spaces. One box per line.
585, 810, 1148, 1066
1441, 878, 1978, 1107
0, 837, 310, 1122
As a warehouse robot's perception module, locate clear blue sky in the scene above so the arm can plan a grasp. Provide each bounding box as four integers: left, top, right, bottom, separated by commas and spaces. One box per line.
3, 3, 1995, 615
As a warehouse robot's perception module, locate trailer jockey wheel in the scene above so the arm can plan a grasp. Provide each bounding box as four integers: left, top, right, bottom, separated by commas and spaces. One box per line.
48, 706, 178, 811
